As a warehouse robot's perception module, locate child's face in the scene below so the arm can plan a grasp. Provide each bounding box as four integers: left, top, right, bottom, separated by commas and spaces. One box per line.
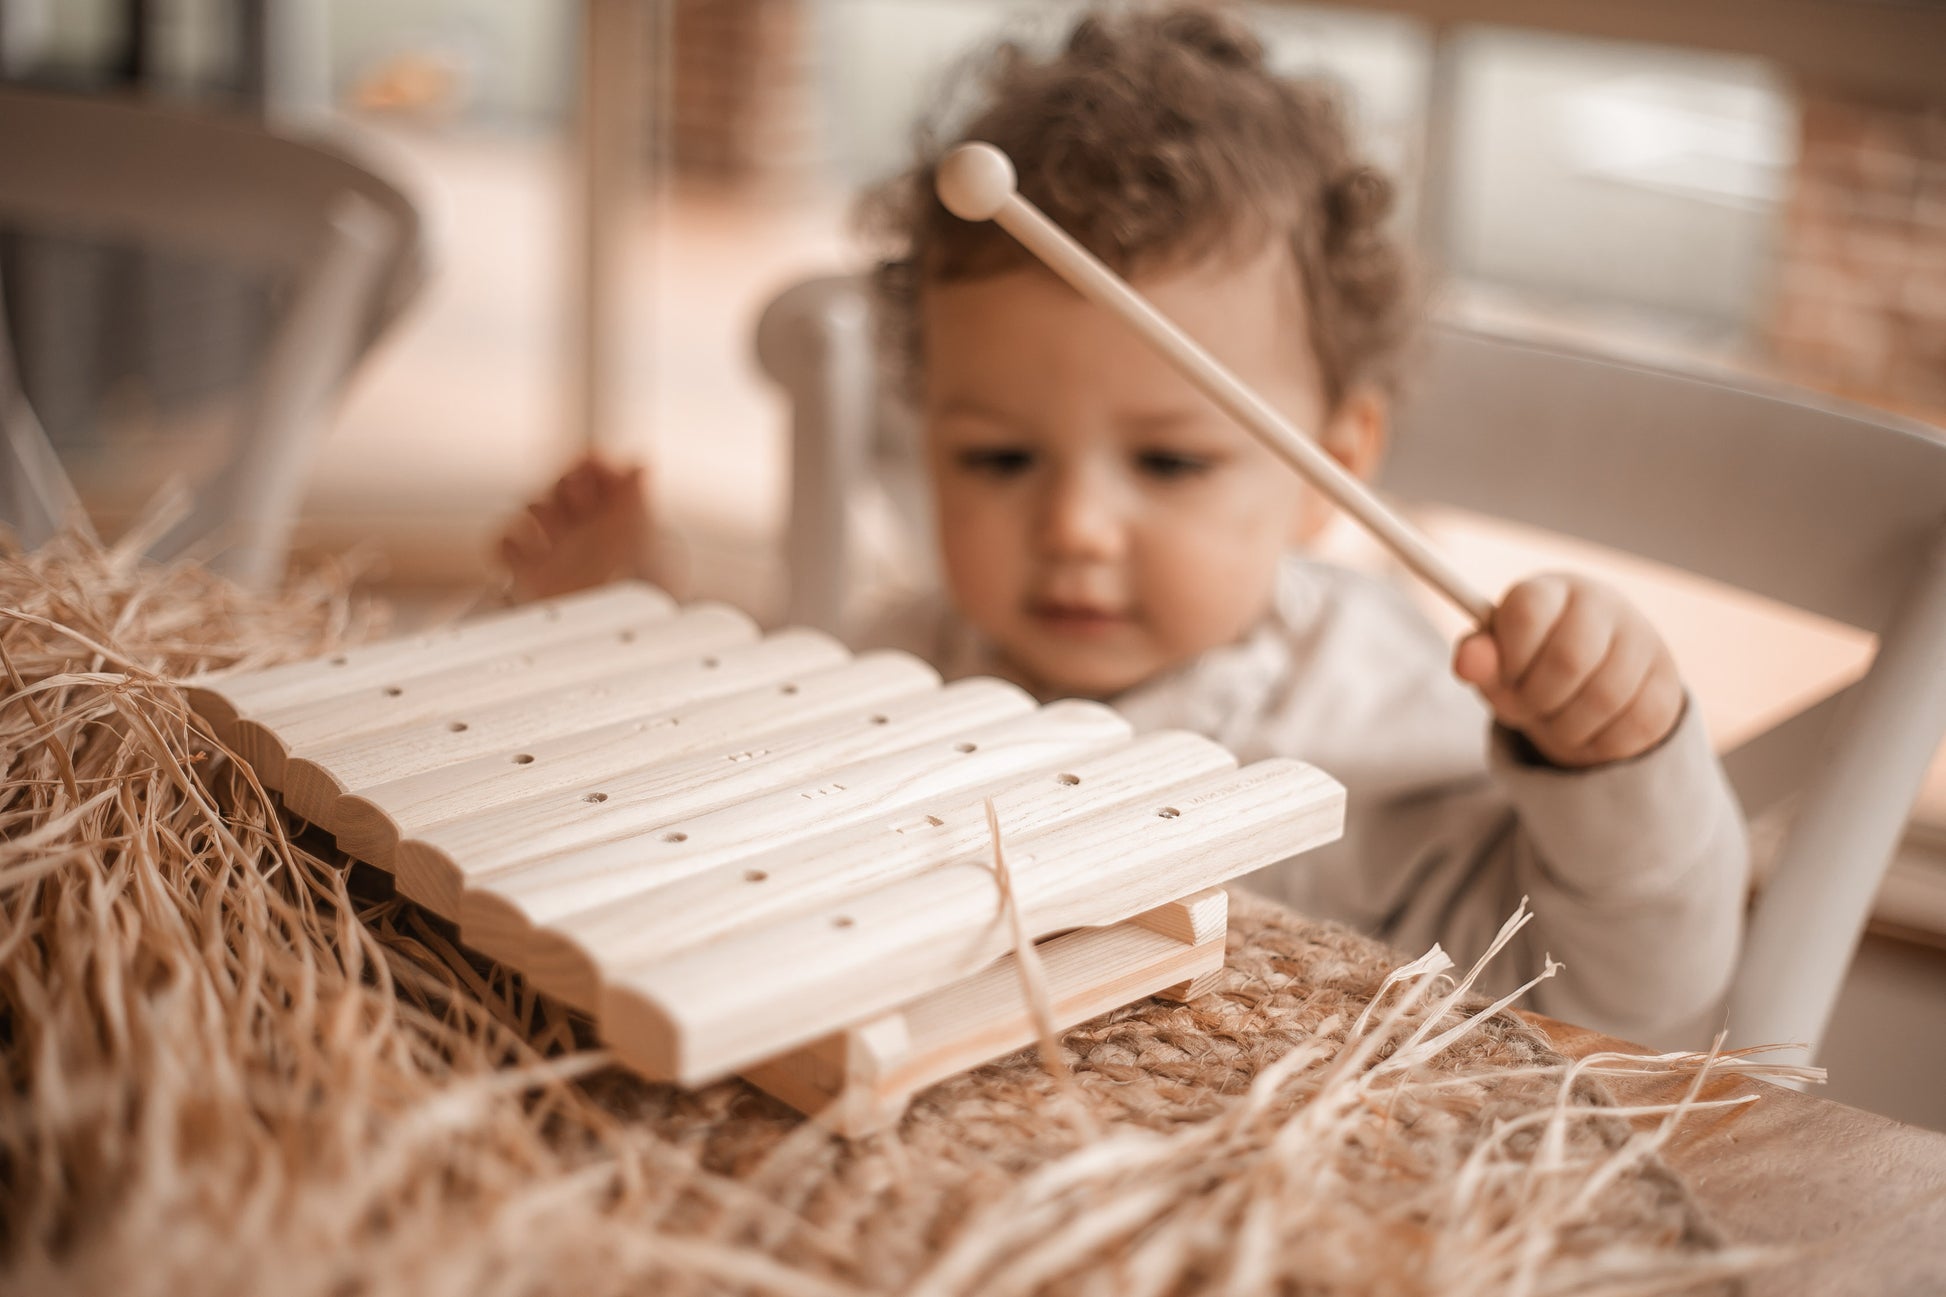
921, 242, 1377, 699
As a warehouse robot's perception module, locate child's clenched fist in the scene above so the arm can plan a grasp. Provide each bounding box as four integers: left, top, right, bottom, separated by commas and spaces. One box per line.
1452, 574, 1685, 769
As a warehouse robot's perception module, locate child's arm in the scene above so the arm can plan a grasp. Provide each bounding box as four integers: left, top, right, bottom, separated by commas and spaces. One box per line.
1358, 702, 1748, 1045
1232, 566, 1747, 1046
496, 455, 673, 601
1417, 573, 1744, 1042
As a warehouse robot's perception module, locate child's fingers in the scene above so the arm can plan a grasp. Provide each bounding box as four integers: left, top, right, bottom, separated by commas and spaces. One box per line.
1451, 632, 1501, 688
1455, 639, 1531, 728
559, 460, 602, 514
1488, 575, 1572, 686
527, 498, 567, 540
1579, 665, 1685, 765
1538, 629, 1659, 751
1507, 588, 1617, 718
497, 511, 548, 567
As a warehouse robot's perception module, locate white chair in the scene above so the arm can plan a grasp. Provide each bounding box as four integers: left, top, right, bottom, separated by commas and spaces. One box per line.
0, 86, 428, 588
756, 271, 1946, 1065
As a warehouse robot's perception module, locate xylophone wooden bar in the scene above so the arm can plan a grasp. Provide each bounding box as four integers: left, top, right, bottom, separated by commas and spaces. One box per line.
601, 758, 1341, 1086
405, 674, 1034, 882
231, 606, 715, 782
559, 731, 1238, 968
505, 728, 1232, 1008
466, 699, 1137, 1006
345, 651, 943, 893
186, 582, 677, 786
377, 658, 983, 909
479, 699, 1132, 927
277, 604, 781, 823
186, 582, 1345, 1133
279, 627, 844, 805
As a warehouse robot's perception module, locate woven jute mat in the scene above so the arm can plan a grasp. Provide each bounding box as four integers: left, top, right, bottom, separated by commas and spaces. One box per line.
583, 889, 1734, 1295
1, 536, 1768, 1296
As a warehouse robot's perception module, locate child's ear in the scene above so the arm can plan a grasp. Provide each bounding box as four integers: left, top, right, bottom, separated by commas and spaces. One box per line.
1285, 386, 1391, 548
1321, 385, 1389, 482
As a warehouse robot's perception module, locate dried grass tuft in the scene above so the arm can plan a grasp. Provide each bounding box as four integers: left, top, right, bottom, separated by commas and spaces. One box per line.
3, 529, 1811, 1296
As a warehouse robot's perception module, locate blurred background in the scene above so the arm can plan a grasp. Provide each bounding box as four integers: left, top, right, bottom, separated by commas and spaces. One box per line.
2, 0, 1942, 1127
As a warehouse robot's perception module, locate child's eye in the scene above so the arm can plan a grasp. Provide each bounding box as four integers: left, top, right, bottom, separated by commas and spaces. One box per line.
956, 448, 1035, 477
1136, 450, 1213, 480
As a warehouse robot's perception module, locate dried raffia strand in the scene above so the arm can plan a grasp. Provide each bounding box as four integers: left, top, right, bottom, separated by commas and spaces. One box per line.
1, 524, 1819, 1297
982, 795, 1101, 1142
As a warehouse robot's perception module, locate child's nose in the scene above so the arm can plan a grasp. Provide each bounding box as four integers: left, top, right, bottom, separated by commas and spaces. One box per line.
1036, 469, 1126, 562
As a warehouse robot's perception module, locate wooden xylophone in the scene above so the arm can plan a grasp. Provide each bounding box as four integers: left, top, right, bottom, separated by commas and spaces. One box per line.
185, 582, 1344, 1132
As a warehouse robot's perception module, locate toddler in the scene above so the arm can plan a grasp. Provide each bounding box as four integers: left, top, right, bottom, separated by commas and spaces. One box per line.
502, 4, 1748, 1045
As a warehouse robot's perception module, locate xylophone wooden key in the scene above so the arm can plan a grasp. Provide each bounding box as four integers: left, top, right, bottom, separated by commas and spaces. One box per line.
399, 674, 1033, 890
281, 629, 847, 816
355, 652, 948, 910
229, 602, 728, 792
187, 582, 676, 786
504, 728, 1235, 1007
278, 603, 768, 823
526, 731, 1234, 963
601, 757, 1342, 1085
465, 698, 1138, 1005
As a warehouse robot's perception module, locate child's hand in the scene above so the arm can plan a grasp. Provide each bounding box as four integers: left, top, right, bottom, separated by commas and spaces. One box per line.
496, 455, 660, 601
1452, 574, 1685, 769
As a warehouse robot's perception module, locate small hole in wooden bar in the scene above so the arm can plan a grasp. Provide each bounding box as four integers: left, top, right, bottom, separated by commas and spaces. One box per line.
701, 656, 720, 669
662, 831, 688, 844
1058, 773, 1080, 786
744, 869, 768, 883
869, 714, 889, 725
512, 753, 535, 765
584, 792, 608, 804
618, 629, 636, 644
832, 915, 855, 929
448, 721, 469, 733
383, 686, 403, 698
779, 683, 799, 695
1157, 806, 1180, 819
955, 742, 978, 754
328, 655, 348, 667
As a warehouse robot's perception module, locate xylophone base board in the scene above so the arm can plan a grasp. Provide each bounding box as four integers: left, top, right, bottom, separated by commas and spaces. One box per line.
740, 888, 1228, 1136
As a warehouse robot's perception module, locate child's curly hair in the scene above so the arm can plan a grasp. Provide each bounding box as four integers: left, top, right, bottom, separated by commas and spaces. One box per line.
865, 2, 1414, 413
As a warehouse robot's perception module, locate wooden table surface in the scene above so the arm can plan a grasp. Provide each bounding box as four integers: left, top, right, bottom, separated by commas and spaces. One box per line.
1540, 1017, 1946, 1294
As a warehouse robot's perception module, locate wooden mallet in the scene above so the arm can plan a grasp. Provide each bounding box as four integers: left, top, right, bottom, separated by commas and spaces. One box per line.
936, 141, 1496, 629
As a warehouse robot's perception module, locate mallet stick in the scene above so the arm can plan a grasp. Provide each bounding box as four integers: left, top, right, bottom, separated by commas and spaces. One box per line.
936, 142, 1496, 628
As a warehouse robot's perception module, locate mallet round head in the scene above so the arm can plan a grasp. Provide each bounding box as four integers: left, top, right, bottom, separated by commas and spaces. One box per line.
935, 142, 1017, 222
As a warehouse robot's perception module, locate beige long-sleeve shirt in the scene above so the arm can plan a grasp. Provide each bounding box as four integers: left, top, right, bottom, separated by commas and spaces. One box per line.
867, 556, 1750, 1046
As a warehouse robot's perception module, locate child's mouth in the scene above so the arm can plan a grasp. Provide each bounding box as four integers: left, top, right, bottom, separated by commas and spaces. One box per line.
1029, 601, 1130, 637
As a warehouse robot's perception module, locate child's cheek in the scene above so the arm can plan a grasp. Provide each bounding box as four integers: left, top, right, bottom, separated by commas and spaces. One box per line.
937, 501, 1019, 631
1159, 513, 1285, 654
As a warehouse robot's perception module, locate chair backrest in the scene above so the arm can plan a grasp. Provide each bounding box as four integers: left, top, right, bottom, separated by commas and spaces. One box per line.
757, 270, 1946, 1064
1387, 325, 1946, 1064
0, 86, 429, 586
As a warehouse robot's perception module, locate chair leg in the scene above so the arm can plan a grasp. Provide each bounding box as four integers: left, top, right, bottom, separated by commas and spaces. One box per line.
148, 195, 390, 589
1728, 523, 1946, 1065
0, 268, 92, 548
